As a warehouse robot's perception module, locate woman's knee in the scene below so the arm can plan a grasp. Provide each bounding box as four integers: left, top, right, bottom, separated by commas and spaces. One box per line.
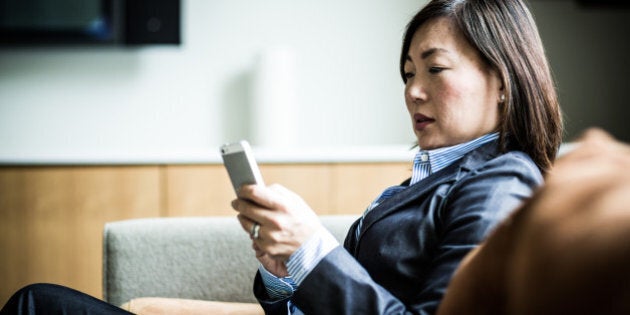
2, 283, 82, 315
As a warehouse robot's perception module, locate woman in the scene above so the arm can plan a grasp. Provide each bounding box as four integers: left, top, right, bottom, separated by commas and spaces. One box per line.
232, 0, 562, 314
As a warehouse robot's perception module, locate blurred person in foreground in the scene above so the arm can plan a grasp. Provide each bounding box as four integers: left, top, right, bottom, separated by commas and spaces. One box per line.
437, 128, 630, 315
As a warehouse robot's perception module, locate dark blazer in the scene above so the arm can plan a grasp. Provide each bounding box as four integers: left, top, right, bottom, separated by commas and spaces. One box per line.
254, 141, 543, 314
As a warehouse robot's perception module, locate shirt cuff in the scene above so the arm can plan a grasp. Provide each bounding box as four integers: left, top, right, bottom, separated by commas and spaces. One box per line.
259, 264, 297, 300
286, 227, 340, 286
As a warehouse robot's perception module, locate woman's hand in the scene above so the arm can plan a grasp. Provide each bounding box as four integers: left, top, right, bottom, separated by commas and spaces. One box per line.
232, 184, 323, 273
252, 242, 289, 277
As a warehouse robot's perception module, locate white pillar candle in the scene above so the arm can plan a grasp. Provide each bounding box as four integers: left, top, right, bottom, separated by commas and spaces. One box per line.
251, 46, 298, 148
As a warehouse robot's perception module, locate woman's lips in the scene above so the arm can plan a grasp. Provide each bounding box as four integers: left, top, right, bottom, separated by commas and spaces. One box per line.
414, 113, 435, 130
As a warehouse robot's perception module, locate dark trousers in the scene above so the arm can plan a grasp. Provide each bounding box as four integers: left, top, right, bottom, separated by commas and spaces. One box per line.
1, 283, 132, 315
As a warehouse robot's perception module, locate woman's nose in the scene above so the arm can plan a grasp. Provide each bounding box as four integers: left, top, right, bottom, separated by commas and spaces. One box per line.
405, 79, 427, 103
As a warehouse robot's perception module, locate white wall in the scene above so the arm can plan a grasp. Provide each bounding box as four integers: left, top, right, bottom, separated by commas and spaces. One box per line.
0, 0, 422, 159
1, 0, 628, 161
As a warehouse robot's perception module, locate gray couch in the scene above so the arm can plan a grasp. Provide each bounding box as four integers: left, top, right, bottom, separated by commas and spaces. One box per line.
103, 215, 358, 307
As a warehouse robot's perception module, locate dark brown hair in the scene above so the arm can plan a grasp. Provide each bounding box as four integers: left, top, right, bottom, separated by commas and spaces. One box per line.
400, 0, 563, 173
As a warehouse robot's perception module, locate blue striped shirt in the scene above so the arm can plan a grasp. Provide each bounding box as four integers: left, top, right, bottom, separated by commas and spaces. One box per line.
259, 133, 499, 312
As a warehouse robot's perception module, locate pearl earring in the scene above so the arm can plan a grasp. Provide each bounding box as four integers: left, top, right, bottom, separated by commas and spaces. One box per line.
499, 94, 506, 103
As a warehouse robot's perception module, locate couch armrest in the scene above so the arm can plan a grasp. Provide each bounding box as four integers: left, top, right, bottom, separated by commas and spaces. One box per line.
103, 215, 358, 306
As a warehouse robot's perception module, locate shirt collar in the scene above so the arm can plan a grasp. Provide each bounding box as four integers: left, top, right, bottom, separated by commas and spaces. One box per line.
410, 132, 499, 185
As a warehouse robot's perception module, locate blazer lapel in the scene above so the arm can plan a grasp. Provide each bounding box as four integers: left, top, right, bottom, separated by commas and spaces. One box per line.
355, 140, 501, 245
355, 162, 460, 243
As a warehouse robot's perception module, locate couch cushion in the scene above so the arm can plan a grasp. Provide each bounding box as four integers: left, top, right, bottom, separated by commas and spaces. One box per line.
104, 217, 261, 305
103, 215, 358, 306
120, 297, 263, 315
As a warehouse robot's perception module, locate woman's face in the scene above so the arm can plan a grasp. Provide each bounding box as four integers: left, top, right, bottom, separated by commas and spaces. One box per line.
404, 17, 502, 150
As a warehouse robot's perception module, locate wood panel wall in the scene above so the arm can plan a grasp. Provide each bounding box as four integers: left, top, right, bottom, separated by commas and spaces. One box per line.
0, 162, 410, 305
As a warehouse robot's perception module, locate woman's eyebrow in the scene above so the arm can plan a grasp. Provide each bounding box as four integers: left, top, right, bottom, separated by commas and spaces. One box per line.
421, 47, 449, 59
406, 47, 450, 63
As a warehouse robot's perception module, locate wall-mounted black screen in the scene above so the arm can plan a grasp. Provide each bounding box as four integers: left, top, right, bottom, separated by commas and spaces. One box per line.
0, 0, 180, 46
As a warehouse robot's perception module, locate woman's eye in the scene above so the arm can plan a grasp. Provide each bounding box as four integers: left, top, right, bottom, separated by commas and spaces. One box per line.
404, 72, 415, 79
429, 67, 445, 74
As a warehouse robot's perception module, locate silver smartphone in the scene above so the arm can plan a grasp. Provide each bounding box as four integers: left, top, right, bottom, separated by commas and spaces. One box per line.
220, 140, 265, 195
